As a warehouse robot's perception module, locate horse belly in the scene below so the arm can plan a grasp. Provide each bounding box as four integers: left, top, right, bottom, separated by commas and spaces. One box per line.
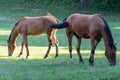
27, 27, 46, 35
73, 27, 90, 38
78, 32, 90, 38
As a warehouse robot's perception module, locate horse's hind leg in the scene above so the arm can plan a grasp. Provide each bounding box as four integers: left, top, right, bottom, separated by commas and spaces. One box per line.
54, 39, 59, 58
66, 29, 73, 62
44, 40, 52, 58
52, 35, 59, 58
44, 34, 52, 58
76, 37, 83, 63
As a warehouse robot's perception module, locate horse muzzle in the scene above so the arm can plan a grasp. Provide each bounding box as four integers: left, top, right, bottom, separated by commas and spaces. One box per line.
109, 61, 116, 66
8, 53, 12, 56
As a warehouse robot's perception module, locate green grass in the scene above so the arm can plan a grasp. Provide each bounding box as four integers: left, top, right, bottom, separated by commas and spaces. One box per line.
0, 2, 120, 80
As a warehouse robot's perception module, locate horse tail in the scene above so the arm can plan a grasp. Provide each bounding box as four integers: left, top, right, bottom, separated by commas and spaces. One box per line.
50, 18, 69, 29
98, 15, 114, 46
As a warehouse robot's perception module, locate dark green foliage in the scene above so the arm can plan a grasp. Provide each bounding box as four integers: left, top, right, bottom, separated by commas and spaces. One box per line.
91, 0, 120, 12
0, 0, 119, 12
0, 0, 80, 8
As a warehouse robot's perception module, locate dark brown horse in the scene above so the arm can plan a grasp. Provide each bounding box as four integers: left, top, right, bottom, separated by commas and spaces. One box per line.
7, 13, 59, 58
51, 13, 117, 66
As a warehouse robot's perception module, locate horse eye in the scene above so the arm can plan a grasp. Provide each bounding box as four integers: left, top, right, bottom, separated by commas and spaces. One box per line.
111, 52, 115, 57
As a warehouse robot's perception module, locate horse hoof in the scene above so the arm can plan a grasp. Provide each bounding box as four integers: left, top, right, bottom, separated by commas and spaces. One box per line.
80, 59, 84, 62
43, 55, 48, 58
55, 55, 58, 58
18, 55, 20, 57
8, 54, 12, 56
89, 63, 94, 66
79, 61, 84, 64
69, 59, 74, 64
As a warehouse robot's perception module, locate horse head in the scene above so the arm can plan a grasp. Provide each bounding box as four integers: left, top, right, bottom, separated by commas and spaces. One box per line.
7, 40, 15, 56
105, 43, 117, 66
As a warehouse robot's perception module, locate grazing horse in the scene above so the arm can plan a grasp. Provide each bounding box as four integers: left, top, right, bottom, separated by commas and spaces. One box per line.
7, 13, 59, 58
51, 13, 117, 66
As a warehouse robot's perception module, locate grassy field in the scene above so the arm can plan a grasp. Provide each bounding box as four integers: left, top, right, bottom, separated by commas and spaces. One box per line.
0, 2, 120, 80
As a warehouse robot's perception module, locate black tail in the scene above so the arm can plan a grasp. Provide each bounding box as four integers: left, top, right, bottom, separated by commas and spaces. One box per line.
50, 18, 69, 29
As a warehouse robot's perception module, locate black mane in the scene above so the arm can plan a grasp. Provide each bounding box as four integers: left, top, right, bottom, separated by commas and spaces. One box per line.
98, 15, 114, 47
8, 19, 21, 41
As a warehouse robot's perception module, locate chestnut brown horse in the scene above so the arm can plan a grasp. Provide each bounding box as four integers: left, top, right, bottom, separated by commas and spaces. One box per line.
51, 13, 117, 66
7, 13, 59, 58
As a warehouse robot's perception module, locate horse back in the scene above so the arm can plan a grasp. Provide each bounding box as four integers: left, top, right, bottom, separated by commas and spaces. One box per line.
66, 13, 105, 38
17, 16, 57, 35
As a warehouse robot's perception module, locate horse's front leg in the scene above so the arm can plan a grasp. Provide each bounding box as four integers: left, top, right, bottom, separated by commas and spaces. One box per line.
18, 40, 24, 57
89, 37, 100, 66
24, 37, 29, 58
21, 33, 29, 58
89, 37, 96, 66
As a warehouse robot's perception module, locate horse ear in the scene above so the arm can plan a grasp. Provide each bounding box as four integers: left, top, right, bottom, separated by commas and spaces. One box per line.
56, 19, 60, 23
47, 12, 52, 16
6, 39, 9, 42
7, 39, 8, 43
114, 43, 117, 46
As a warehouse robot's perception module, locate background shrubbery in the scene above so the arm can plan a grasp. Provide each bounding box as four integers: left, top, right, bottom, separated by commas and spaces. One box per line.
0, 0, 119, 13
91, 0, 120, 12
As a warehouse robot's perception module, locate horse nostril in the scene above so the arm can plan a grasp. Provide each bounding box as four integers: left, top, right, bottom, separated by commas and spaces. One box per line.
8, 54, 12, 56
109, 62, 116, 66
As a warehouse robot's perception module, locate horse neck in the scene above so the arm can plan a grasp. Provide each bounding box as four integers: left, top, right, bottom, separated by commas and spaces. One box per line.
9, 27, 19, 44
98, 15, 114, 50
102, 32, 113, 50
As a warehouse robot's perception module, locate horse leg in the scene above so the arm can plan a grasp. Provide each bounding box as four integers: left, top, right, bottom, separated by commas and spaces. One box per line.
52, 35, 59, 58
89, 37, 101, 66
76, 37, 83, 63
18, 40, 24, 57
44, 34, 52, 58
66, 29, 73, 61
22, 33, 29, 58
24, 37, 29, 58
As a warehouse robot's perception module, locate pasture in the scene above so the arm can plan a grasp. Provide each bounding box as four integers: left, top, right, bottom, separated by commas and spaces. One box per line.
0, 4, 120, 80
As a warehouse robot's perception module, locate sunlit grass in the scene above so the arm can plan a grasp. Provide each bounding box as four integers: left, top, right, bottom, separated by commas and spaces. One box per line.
1, 46, 120, 59
0, 30, 10, 35
1, 45, 120, 80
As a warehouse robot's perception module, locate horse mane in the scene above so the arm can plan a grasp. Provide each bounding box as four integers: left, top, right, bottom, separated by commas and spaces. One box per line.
98, 15, 114, 47
8, 18, 22, 41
